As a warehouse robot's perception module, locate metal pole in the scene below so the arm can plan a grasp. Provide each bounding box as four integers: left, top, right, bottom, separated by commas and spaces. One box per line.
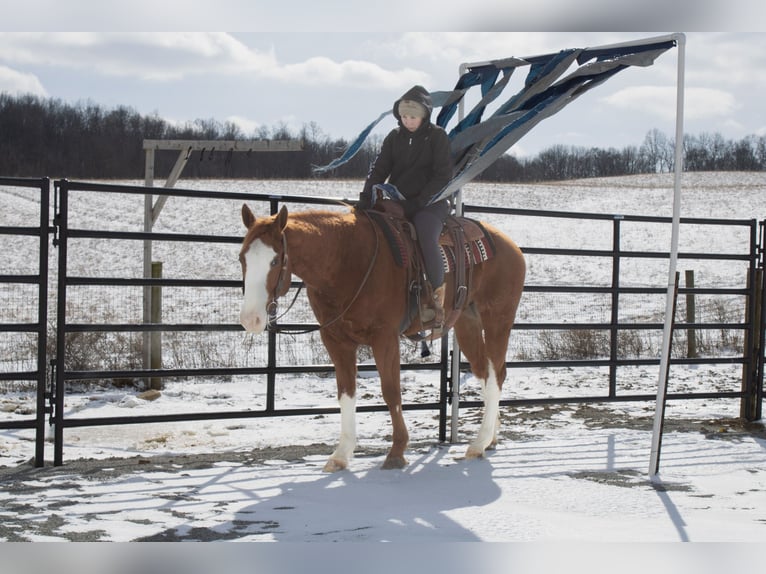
609, 217, 622, 398
449, 63, 468, 443
650, 33, 686, 478
150, 261, 163, 390
34, 178, 50, 467
53, 180, 69, 466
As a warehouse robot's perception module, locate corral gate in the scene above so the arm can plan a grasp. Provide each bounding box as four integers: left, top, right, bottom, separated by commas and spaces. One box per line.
0, 177, 763, 467
0, 177, 50, 466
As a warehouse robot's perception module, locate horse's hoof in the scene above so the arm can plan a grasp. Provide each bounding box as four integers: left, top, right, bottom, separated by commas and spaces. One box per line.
465, 445, 486, 459
323, 458, 348, 472
381, 455, 407, 470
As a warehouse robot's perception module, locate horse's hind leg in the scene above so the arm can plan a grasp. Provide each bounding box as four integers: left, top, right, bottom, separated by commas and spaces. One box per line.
454, 309, 510, 458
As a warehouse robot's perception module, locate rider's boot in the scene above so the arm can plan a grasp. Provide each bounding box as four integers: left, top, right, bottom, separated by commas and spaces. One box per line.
420, 283, 446, 325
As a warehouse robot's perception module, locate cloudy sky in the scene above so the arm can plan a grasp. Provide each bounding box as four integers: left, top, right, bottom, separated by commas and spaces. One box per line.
1, 4, 764, 157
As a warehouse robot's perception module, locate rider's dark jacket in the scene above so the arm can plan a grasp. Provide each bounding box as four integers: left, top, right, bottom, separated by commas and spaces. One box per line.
359, 85, 453, 218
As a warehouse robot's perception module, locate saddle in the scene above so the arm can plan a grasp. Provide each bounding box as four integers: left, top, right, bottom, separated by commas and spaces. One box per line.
364, 199, 496, 341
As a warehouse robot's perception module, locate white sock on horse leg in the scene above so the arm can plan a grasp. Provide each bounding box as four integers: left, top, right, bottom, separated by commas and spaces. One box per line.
330, 393, 357, 464
468, 361, 500, 456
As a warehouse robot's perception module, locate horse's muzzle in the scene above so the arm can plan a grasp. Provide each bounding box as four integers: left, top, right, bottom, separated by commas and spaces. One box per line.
240, 306, 267, 334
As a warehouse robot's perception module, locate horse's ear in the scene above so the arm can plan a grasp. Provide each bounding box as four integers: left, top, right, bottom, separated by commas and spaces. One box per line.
242, 204, 256, 228
277, 205, 288, 231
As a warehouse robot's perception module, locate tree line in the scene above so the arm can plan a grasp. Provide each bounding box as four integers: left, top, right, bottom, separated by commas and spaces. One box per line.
1, 93, 764, 182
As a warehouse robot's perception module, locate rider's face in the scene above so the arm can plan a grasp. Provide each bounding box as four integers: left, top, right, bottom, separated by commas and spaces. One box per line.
400, 114, 423, 132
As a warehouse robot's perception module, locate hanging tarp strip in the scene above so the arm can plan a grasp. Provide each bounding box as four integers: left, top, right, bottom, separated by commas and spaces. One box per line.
311, 109, 391, 173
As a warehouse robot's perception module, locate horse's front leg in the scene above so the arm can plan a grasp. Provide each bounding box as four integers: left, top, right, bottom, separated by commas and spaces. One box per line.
372, 336, 408, 469
321, 336, 358, 472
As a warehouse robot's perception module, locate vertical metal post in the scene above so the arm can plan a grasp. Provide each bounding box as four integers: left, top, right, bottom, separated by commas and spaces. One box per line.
755, 221, 766, 422
449, 63, 468, 444
438, 334, 450, 442
650, 272, 681, 475
609, 217, 622, 398
150, 261, 163, 390
34, 178, 50, 467
741, 220, 763, 421
266, 199, 279, 412
53, 180, 69, 466
650, 33, 686, 478
753, 263, 765, 421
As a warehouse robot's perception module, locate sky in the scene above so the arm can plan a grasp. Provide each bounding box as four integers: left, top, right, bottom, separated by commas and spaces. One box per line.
1, 2, 765, 159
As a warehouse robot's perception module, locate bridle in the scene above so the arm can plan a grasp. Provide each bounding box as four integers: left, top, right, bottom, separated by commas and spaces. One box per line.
264, 209, 380, 335
272, 232, 292, 300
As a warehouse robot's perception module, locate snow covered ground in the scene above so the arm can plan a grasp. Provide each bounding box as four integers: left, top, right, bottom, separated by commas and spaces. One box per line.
1, 173, 765, 548
1, 382, 765, 544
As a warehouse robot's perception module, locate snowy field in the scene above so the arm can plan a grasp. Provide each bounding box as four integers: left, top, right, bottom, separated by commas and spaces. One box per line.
1, 172, 765, 548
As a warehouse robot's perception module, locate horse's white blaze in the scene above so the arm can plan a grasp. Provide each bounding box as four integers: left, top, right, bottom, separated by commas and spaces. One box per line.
329, 393, 357, 464
239, 239, 277, 334
468, 361, 501, 456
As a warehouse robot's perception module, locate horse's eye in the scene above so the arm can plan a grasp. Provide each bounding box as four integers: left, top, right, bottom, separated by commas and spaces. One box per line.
271, 256, 280, 268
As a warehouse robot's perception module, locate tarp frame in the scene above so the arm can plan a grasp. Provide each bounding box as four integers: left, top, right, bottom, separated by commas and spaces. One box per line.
443, 34, 687, 475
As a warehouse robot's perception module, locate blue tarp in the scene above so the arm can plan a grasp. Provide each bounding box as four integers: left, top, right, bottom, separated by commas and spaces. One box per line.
313, 37, 677, 204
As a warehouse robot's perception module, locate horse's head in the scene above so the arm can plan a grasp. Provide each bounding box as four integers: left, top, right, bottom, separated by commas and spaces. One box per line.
239, 204, 292, 333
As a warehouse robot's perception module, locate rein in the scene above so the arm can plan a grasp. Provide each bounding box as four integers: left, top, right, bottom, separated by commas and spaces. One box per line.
267, 209, 380, 335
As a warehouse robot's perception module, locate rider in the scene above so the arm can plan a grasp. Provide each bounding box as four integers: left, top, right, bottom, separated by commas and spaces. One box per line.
357, 85, 453, 323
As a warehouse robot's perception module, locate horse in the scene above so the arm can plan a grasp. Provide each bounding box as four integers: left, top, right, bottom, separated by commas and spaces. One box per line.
239, 203, 525, 471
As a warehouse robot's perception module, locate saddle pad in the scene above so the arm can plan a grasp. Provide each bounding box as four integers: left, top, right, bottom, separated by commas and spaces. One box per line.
366, 210, 412, 267
438, 217, 487, 246
440, 235, 495, 274
367, 210, 495, 271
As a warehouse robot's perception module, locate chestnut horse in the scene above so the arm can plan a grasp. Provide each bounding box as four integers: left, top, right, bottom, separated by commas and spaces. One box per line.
239, 204, 525, 471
